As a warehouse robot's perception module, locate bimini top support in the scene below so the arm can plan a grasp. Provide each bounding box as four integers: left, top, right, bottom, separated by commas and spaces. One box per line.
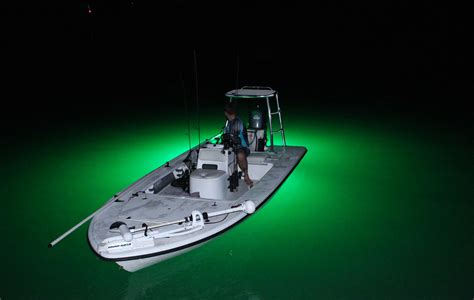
225, 86, 286, 152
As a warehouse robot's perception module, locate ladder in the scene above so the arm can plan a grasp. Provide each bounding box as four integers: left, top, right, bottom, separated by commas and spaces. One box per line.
264, 90, 286, 152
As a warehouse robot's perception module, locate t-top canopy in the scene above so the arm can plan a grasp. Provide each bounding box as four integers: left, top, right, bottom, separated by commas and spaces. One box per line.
225, 86, 276, 98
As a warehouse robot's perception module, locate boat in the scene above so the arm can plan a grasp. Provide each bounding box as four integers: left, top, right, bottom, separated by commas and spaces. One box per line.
49, 86, 307, 272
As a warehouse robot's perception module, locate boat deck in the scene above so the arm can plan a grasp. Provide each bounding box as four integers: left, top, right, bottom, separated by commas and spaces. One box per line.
158, 178, 254, 201
88, 146, 307, 261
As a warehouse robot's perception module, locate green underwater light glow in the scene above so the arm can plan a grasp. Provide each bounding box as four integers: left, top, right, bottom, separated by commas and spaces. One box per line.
2, 108, 473, 299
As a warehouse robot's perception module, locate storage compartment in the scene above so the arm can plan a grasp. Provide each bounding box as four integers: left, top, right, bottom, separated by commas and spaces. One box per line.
189, 169, 227, 200
197, 148, 235, 174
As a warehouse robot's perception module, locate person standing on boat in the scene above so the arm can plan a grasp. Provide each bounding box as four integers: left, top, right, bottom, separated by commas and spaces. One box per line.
223, 101, 253, 186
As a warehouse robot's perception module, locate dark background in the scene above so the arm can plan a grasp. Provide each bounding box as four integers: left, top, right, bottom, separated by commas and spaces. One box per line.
4, 1, 472, 135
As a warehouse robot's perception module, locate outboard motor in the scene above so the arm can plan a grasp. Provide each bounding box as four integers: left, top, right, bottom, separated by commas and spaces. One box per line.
249, 109, 265, 130
248, 106, 267, 152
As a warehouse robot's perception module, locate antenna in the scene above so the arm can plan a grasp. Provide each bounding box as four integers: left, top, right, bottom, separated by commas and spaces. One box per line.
235, 51, 240, 89
180, 71, 191, 151
193, 49, 201, 148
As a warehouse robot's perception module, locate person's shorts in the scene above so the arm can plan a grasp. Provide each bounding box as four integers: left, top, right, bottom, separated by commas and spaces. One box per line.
235, 147, 250, 157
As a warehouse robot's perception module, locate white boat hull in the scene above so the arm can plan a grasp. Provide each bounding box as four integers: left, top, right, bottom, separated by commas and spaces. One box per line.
88, 145, 307, 272
116, 243, 205, 272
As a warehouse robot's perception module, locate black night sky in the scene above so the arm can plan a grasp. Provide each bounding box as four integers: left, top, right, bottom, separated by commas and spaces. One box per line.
4, 1, 472, 134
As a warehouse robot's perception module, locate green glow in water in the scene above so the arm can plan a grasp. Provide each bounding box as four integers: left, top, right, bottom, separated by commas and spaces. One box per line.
2, 110, 472, 299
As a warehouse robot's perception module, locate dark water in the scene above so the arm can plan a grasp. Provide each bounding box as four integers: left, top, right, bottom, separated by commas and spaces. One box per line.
2, 103, 473, 299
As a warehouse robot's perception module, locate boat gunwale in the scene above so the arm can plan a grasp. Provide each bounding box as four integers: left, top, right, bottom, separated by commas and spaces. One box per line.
87, 146, 307, 262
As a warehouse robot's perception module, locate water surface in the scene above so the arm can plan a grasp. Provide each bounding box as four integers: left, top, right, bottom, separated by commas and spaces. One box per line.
2, 105, 473, 299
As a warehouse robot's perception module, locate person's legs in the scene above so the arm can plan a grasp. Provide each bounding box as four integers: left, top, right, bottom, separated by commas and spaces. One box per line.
237, 150, 253, 186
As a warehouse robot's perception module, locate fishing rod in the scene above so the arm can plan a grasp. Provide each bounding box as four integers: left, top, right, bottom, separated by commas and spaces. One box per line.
181, 71, 191, 151
235, 50, 240, 89
193, 49, 201, 149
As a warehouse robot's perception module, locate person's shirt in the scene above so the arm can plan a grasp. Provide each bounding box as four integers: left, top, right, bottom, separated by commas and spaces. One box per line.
224, 117, 250, 148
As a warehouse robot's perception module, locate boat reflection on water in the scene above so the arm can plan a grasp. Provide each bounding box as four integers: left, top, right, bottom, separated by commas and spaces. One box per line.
122, 247, 261, 300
